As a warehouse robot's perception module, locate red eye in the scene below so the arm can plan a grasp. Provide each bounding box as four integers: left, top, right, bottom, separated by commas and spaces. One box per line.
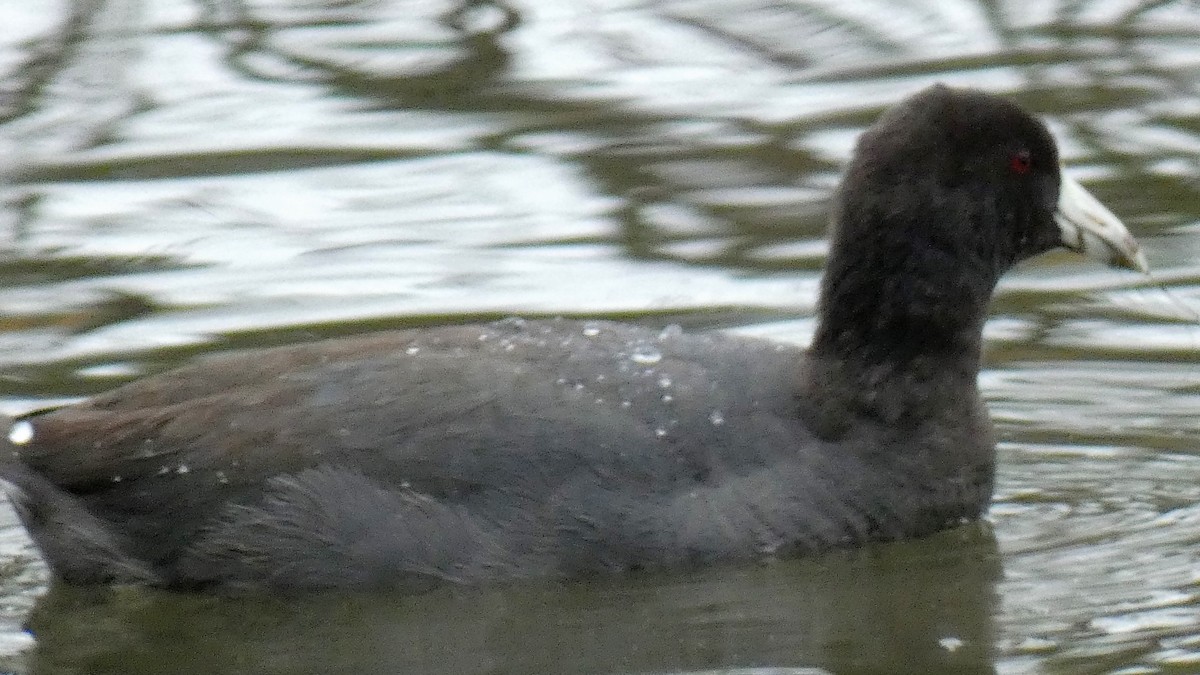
1009, 150, 1032, 175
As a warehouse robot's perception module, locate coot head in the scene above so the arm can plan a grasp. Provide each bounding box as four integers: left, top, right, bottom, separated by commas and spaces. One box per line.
814, 85, 1146, 363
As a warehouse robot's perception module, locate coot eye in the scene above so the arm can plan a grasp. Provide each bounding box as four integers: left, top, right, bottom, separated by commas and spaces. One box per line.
1009, 150, 1032, 175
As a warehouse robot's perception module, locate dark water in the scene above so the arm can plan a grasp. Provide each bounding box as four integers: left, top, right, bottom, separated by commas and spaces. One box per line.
0, 0, 1198, 673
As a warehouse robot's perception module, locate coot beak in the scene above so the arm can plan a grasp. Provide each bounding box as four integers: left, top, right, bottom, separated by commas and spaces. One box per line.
1055, 174, 1150, 274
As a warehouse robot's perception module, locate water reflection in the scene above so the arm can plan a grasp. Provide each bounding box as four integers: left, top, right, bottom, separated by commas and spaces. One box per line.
0, 0, 1198, 673
23, 527, 999, 675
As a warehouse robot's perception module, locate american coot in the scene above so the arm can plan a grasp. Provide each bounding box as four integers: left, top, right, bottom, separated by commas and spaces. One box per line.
1, 85, 1148, 591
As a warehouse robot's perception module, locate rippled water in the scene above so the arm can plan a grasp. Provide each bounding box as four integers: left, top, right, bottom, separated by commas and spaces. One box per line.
0, 0, 1198, 673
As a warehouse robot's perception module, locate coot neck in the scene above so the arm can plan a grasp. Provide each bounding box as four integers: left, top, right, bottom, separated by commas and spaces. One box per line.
811, 260, 993, 373
809, 208, 1002, 386
799, 238, 996, 438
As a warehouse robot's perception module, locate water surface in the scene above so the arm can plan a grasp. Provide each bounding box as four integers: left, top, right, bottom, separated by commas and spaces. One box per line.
0, 1, 1198, 673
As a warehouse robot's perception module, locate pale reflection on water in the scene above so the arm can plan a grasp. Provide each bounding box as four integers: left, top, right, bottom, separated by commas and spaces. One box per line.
0, 0, 1199, 673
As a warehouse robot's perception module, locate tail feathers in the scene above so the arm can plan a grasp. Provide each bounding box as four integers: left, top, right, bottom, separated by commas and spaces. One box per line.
0, 464, 159, 585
